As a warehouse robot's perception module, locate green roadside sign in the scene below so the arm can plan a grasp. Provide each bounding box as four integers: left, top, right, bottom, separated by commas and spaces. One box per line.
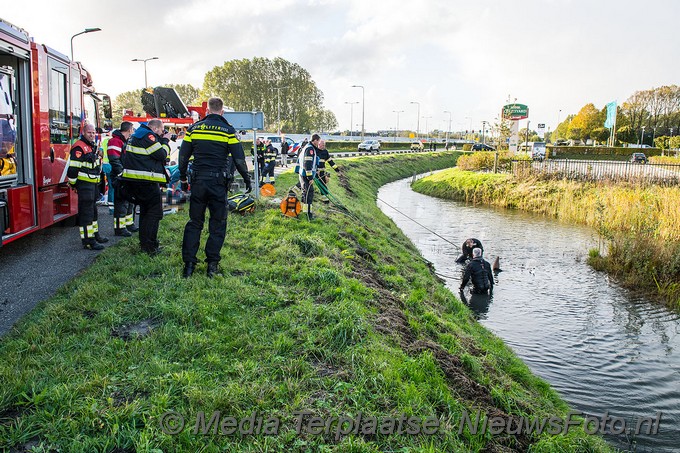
502, 103, 529, 120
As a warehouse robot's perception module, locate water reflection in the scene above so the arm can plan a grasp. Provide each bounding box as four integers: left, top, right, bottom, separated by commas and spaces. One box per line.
377, 176, 680, 453
458, 289, 493, 320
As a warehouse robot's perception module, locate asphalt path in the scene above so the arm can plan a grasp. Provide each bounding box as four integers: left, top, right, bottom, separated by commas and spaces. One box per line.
0, 205, 129, 337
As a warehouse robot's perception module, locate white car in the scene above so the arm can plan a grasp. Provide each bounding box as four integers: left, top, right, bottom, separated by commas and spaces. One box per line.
264, 135, 298, 156
358, 140, 381, 152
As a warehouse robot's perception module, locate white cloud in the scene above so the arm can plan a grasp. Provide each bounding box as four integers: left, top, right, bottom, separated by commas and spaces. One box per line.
3, 0, 679, 132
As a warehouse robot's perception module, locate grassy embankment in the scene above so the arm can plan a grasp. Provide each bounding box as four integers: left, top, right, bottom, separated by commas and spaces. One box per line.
412, 165, 680, 309
0, 153, 610, 451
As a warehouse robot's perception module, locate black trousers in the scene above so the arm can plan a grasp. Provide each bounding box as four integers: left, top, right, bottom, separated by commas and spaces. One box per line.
112, 177, 134, 229
263, 160, 276, 178
182, 177, 227, 264
124, 181, 162, 251
76, 181, 98, 241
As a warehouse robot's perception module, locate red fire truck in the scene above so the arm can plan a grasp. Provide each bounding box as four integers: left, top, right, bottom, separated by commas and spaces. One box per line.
0, 18, 111, 247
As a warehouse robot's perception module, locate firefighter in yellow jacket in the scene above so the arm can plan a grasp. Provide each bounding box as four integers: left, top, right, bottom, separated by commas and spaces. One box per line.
67, 123, 109, 250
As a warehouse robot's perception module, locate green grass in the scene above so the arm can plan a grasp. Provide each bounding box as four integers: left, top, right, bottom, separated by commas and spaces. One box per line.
0, 153, 610, 451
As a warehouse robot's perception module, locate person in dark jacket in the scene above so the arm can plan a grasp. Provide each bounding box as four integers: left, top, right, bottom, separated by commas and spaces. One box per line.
67, 123, 109, 250
121, 119, 169, 255
251, 138, 265, 185
296, 134, 320, 220
316, 139, 340, 203
280, 138, 289, 167
262, 139, 278, 184
460, 248, 494, 294
107, 122, 136, 237
179, 97, 249, 278
455, 238, 484, 263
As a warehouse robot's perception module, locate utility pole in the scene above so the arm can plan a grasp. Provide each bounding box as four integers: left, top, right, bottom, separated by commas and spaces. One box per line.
393, 110, 403, 143
525, 120, 530, 152
132, 56, 159, 88
71, 27, 101, 62
410, 101, 420, 139
345, 101, 358, 140
274, 86, 289, 134
351, 85, 365, 140
444, 110, 452, 148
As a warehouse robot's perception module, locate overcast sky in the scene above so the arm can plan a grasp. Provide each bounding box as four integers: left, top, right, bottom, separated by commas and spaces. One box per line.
3, 0, 678, 134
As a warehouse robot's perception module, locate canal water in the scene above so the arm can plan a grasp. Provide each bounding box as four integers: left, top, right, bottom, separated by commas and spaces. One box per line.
377, 176, 680, 453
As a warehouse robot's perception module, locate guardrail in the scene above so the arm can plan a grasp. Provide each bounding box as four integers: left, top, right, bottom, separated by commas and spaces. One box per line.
509, 159, 680, 186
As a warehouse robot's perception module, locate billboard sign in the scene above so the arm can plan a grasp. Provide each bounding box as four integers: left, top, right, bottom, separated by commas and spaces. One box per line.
502, 103, 529, 121
537, 123, 546, 138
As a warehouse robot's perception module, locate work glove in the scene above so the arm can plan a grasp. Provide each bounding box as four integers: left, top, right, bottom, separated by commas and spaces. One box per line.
180, 179, 189, 192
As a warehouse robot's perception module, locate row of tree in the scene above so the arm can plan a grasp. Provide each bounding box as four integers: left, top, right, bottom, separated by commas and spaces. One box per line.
553, 85, 680, 146
112, 57, 338, 134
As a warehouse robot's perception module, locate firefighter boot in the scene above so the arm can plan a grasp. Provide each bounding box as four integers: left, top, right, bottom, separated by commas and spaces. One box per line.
127, 225, 139, 233
83, 239, 104, 251
95, 233, 109, 243
115, 228, 132, 237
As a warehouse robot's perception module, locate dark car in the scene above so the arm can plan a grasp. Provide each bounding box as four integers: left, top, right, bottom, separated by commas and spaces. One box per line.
471, 143, 495, 151
629, 152, 648, 164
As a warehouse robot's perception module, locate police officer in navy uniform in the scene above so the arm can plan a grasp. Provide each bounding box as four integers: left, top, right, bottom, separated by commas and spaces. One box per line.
121, 119, 169, 255
316, 139, 340, 203
297, 134, 320, 220
179, 97, 250, 278
67, 122, 109, 250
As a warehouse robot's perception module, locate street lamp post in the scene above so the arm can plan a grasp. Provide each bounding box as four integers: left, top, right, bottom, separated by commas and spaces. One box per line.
557, 109, 562, 140
410, 101, 420, 139
70, 27, 101, 62
639, 125, 646, 145
671, 127, 675, 157
273, 86, 289, 134
422, 116, 432, 142
526, 120, 531, 151
393, 110, 403, 142
351, 85, 365, 141
465, 116, 473, 140
444, 110, 452, 147
482, 120, 489, 145
131, 56, 159, 88
345, 101, 358, 140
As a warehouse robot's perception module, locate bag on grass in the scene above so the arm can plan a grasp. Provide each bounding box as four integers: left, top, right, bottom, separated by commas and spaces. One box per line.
227, 193, 255, 214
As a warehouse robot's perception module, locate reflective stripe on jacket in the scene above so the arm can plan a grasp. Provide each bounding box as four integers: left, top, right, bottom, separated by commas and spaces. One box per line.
67, 138, 100, 185
122, 124, 169, 183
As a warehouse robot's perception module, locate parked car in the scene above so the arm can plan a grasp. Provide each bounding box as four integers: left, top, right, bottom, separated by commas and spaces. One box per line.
410, 141, 424, 151
471, 143, 495, 151
629, 152, 648, 164
553, 139, 569, 146
264, 135, 298, 156
358, 140, 381, 152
